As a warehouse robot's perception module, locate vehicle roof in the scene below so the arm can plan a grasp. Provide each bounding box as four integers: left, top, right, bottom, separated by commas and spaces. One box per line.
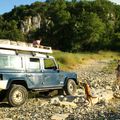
0, 49, 54, 59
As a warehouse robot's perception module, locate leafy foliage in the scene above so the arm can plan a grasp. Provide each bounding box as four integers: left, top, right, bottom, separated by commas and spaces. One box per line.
0, 0, 120, 52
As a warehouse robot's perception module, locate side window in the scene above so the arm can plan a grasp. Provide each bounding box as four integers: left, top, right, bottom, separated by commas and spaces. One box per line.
9, 56, 23, 69
0, 56, 8, 68
44, 59, 57, 70
28, 58, 40, 71
0, 55, 22, 69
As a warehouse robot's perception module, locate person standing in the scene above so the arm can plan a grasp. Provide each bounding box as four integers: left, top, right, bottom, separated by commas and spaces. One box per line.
113, 60, 120, 98
115, 60, 120, 90
116, 60, 120, 88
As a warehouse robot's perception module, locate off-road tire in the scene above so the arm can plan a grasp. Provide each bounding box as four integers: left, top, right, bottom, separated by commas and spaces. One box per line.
64, 79, 77, 96
7, 84, 28, 107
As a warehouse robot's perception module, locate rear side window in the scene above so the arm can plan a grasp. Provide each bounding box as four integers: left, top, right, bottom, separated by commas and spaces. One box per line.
28, 58, 40, 71
0, 55, 22, 69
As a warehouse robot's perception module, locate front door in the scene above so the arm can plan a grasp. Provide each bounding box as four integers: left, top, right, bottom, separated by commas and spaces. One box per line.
42, 58, 61, 87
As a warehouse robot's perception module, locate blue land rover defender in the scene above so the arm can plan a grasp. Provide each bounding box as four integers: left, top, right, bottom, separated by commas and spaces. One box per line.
0, 44, 78, 106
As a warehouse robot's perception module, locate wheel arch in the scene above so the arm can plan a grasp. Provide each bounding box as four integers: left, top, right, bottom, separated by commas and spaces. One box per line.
7, 80, 29, 90
64, 77, 78, 87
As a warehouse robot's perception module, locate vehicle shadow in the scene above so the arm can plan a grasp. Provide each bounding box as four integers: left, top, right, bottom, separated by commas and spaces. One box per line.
28, 90, 60, 99
0, 90, 79, 107
0, 91, 57, 108
0, 102, 10, 107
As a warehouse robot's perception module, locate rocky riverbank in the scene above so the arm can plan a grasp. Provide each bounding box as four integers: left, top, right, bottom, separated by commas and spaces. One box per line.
0, 59, 120, 120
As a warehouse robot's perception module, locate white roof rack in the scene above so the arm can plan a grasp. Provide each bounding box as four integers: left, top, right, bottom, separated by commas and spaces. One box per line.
0, 44, 52, 54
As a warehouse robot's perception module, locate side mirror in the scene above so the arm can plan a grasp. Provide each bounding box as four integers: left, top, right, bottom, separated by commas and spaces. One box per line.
57, 64, 60, 72
53, 64, 59, 72
53, 66, 57, 70
57, 64, 59, 70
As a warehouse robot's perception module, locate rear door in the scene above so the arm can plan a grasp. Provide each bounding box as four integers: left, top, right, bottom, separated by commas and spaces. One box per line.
26, 57, 43, 88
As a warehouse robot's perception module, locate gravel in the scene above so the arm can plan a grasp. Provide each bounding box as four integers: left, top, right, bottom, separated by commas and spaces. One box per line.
0, 59, 120, 120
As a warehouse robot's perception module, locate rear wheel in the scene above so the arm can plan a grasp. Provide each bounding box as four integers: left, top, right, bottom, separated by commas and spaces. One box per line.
64, 79, 77, 96
7, 84, 28, 107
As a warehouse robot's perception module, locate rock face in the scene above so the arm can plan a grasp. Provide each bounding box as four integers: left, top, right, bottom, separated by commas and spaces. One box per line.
20, 14, 41, 33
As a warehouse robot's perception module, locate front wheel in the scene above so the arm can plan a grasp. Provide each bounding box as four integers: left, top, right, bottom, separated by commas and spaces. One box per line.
64, 79, 77, 96
7, 84, 28, 107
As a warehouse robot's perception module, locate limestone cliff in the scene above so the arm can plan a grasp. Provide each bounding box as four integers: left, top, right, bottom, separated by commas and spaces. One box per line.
20, 14, 41, 33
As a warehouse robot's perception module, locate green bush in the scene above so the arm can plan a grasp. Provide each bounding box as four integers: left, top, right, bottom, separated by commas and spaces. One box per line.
52, 50, 120, 71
